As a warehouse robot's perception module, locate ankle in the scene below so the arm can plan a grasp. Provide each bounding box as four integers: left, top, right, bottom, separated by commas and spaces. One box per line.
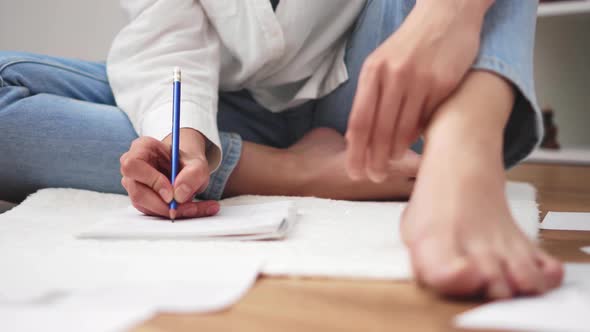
277, 148, 311, 197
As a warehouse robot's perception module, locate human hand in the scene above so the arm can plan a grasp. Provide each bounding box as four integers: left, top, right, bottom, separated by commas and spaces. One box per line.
346, 0, 491, 182
120, 128, 219, 219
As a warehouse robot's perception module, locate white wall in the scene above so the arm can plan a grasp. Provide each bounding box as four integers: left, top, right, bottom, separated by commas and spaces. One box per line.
0, 0, 126, 60
535, 14, 590, 148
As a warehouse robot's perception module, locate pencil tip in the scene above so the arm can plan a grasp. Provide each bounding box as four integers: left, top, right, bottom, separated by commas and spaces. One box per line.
169, 209, 177, 222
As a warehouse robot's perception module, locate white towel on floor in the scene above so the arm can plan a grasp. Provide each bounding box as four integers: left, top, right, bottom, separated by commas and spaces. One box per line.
0, 182, 539, 298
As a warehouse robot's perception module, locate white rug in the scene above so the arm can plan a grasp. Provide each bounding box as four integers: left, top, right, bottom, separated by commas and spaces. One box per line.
0, 182, 539, 294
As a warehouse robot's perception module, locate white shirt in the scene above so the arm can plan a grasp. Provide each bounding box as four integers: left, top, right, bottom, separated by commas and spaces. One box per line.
107, 0, 366, 171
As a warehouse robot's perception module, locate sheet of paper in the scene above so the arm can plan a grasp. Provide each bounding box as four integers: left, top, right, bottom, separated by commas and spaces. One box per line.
582, 246, 590, 255
0, 305, 153, 332
0, 257, 261, 332
541, 212, 590, 231
78, 201, 295, 240
455, 264, 590, 332
0, 254, 261, 303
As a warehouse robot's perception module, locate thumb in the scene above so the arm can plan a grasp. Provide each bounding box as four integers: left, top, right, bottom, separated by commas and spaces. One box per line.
388, 150, 421, 178
173, 156, 210, 203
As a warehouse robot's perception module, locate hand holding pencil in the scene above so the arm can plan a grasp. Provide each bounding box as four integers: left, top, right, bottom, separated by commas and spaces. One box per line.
119, 67, 220, 220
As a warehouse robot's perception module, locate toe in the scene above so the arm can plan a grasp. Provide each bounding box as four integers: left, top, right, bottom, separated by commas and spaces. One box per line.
505, 250, 545, 295
410, 235, 484, 297
536, 250, 564, 290
471, 252, 513, 300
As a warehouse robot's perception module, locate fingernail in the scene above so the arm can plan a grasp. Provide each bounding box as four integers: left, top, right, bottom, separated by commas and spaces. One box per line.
367, 169, 387, 183
347, 167, 362, 181
159, 189, 173, 203
206, 204, 220, 215
174, 184, 191, 203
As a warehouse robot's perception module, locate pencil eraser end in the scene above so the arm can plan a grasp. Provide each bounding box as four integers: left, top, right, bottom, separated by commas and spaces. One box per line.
173, 67, 181, 81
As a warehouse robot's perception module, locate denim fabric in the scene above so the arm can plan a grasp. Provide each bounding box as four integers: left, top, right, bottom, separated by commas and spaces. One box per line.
0, 0, 540, 202
472, 0, 542, 167
0, 53, 244, 202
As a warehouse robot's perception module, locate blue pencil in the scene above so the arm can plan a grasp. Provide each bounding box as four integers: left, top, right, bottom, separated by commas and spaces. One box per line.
169, 67, 181, 221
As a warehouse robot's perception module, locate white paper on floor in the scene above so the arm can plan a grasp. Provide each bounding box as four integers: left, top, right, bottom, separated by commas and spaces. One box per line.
0, 275, 260, 332
0, 257, 261, 332
0, 304, 153, 332
79, 201, 295, 240
582, 247, 590, 255
541, 212, 590, 231
455, 264, 590, 332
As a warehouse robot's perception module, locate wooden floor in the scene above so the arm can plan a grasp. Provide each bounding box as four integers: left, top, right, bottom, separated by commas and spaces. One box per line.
135, 164, 590, 332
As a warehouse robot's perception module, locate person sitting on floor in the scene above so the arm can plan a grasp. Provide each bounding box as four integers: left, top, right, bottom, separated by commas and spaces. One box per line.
0, 0, 563, 299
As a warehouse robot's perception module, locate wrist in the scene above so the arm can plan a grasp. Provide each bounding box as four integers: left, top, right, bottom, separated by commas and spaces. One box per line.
162, 128, 208, 158
415, 0, 493, 26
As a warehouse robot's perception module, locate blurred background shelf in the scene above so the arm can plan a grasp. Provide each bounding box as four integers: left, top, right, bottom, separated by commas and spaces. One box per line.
538, 0, 590, 17
535, 0, 590, 159
526, 148, 590, 166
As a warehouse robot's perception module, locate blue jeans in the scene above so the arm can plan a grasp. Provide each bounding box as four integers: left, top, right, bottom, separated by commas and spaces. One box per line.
0, 0, 540, 203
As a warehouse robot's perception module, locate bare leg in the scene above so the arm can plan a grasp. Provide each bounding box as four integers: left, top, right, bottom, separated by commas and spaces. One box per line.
224, 128, 417, 200
401, 70, 563, 299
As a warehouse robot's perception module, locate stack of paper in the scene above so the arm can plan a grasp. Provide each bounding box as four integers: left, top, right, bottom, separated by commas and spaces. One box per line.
78, 201, 296, 240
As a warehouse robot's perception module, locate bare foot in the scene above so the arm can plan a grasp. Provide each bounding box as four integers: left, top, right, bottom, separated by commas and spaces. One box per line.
400, 148, 564, 299
288, 128, 418, 200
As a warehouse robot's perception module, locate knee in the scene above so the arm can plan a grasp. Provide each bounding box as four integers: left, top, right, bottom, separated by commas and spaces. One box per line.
360, 0, 414, 23
0, 51, 46, 88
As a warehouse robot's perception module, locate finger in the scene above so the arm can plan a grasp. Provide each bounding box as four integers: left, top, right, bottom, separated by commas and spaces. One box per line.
119, 152, 130, 176
196, 180, 209, 195
122, 177, 161, 216
130, 136, 171, 159
345, 59, 381, 180
505, 248, 546, 296
388, 150, 421, 178
411, 234, 484, 297
471, 252, 513, 300
535, 250, 564, 290
120, 158, 174, 203
123, 177, 170, 217
391, 87, 425, 160
173, 158, 210, 203
176, 200, 221, 219
133, 203, 161, 217
127, 137, 172, 171
366, 79, 403, 183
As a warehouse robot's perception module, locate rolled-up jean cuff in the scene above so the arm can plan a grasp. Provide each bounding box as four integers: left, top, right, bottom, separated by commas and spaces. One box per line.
198, 132, 242, 201
472, 56, 544, 169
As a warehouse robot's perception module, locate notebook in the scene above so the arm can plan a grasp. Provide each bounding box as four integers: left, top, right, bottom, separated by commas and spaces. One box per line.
78, 201, 296, 241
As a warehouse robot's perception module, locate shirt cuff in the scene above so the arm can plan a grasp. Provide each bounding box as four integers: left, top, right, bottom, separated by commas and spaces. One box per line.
141, 100, 222, 173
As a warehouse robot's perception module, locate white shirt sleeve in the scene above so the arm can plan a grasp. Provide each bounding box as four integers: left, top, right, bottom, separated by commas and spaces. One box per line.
107, 0, 222, 172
